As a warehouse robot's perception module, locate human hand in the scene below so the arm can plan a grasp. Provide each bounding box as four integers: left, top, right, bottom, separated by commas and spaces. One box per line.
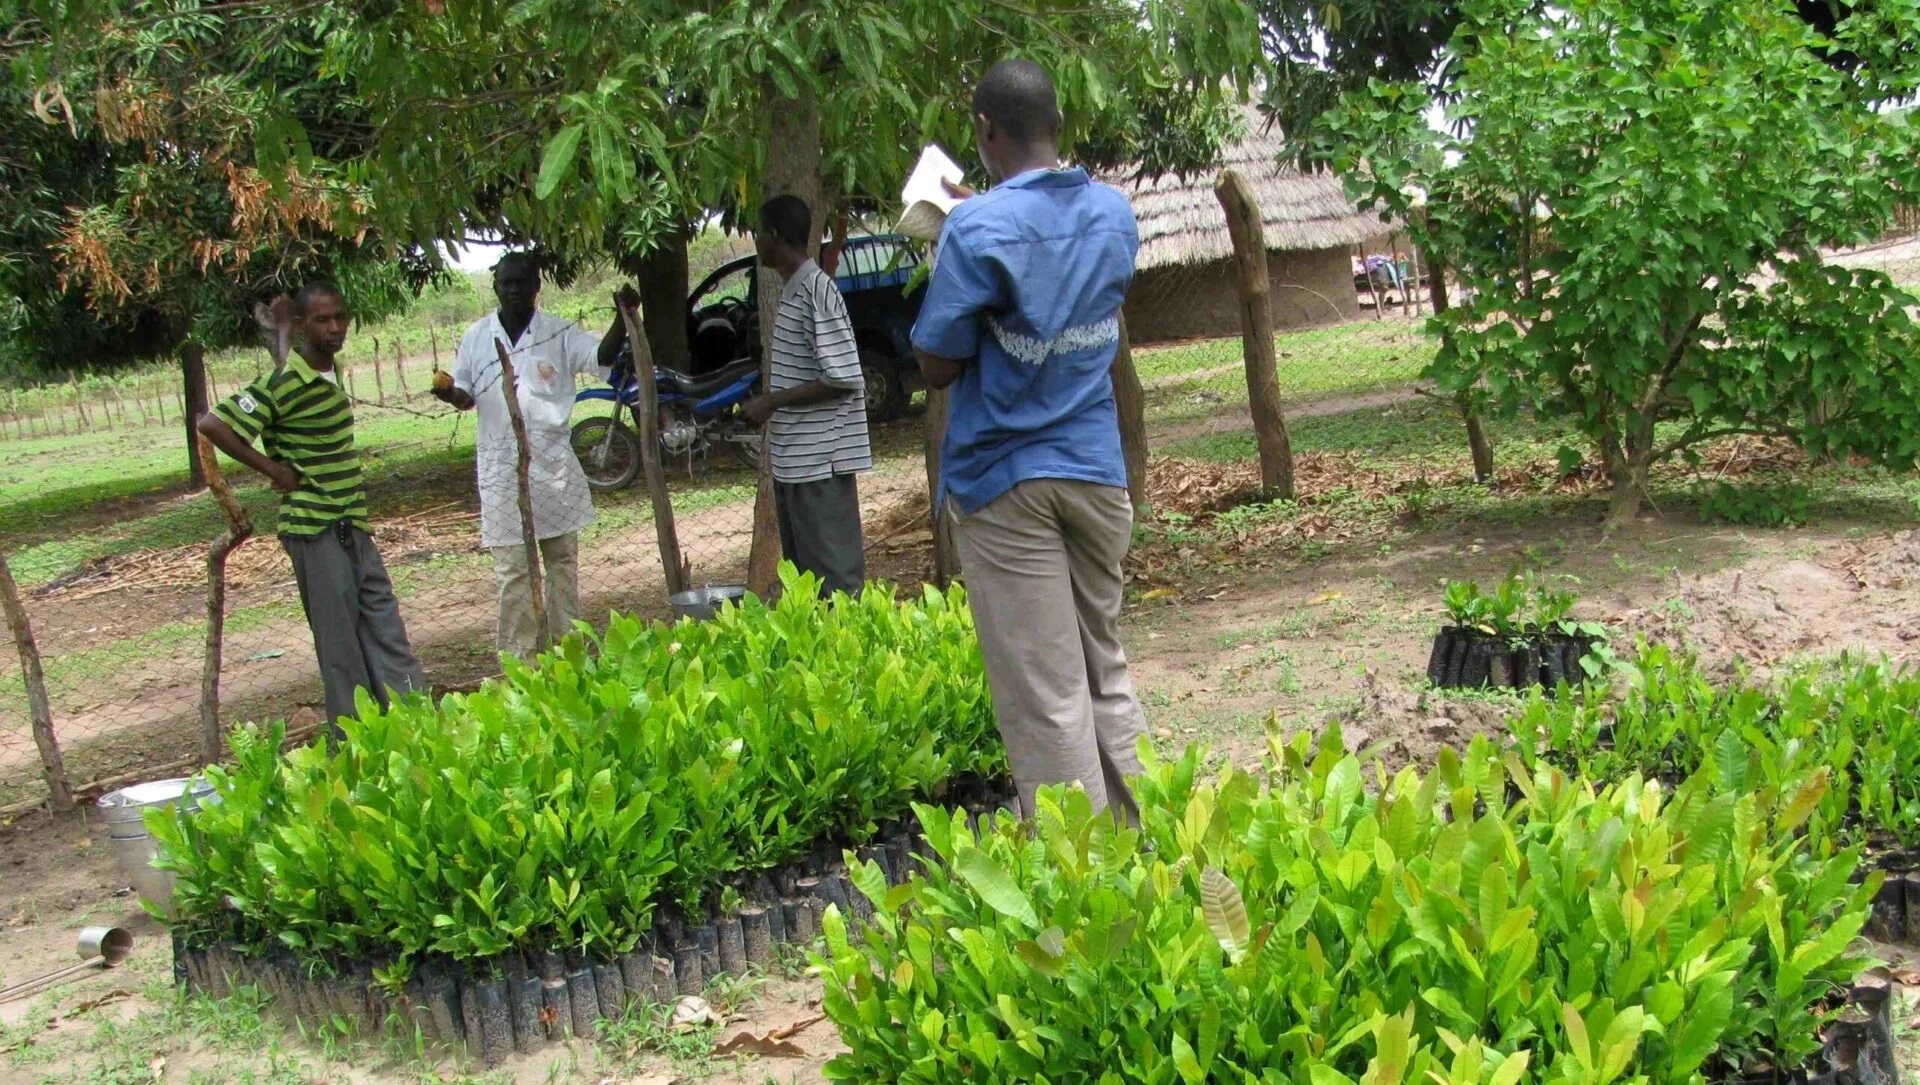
941, 178, 976, 200
266, 460, 301, 493
741, 394, 776, 427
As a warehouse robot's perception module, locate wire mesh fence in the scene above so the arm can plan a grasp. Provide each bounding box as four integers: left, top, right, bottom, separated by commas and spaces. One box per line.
0, 224, 1450, 810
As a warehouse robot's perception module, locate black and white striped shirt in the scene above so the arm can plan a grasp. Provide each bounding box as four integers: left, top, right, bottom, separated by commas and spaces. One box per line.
767, 261, 873, 483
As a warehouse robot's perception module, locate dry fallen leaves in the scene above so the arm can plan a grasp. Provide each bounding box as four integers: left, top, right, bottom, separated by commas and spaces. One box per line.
68, 989, 133, 1017
713, 1013, 827, 1059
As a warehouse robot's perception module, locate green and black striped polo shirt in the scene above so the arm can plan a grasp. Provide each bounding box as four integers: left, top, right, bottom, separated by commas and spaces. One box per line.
212, 356, 369, 536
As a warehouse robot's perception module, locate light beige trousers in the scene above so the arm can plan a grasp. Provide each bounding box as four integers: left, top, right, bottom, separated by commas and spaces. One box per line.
489, 532, 581, 658
952, 479, 1146, 823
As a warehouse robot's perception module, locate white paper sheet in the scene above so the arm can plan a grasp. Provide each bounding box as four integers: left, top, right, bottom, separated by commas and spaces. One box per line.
894, 144, 966, 239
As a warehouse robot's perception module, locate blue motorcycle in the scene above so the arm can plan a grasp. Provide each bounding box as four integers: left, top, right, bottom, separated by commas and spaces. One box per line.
570, 348, 763, 491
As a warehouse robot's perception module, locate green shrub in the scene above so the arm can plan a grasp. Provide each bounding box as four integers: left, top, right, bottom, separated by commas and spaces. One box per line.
152, 567, 1001, 963
1508, 644, 1920, 849
822, 729, 1870, 1084
1697, 482, 1814, 529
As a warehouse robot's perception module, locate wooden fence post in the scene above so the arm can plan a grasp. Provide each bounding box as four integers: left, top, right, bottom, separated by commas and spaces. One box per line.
197, 434, 254, 764
1215, 168, 1296, 500
923, 387, 960, 586
493, 340, 550, 649
394, 339, 411, 400
616, 296, 691, 596
0, 551, 73, 810
1110, 313, 1150, 515
371, 339, 387, 406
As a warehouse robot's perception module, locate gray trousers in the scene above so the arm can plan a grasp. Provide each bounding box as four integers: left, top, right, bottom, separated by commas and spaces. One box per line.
282, 524, 427, 736
951, 479, 1146, 823
490, 533, 581, 658
774, 474, 866, 597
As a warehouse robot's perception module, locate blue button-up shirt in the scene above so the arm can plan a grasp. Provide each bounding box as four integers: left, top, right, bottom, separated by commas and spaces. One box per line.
911, 167, 1140, 515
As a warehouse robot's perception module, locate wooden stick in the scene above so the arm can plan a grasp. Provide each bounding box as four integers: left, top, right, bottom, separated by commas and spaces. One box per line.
394, 339, 411, 400
372, 339, 387, 406
922, 388, 959, 586
493, 339, 550, 649
0, 551, 73, 810
1216, 168, 1296, 499
1109, 313, 1150, 515
615, 296, 690, 596
197, 434, 253, 765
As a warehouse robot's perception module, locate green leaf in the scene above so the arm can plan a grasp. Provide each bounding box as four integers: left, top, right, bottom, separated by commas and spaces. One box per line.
534, 124, 585, 200
1201, 868, 1251, 959
1172, 1033, 1205, 1085
954, 848, 1038, 928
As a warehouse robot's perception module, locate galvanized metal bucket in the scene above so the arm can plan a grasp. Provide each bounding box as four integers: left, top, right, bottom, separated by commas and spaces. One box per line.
669, 585, 747, 622
96, 777, 214, 913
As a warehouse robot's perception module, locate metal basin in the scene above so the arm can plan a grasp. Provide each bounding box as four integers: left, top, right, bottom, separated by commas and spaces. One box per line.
96, 777, 211, 914
105, 834, 174, 915
670, 585, 748, 622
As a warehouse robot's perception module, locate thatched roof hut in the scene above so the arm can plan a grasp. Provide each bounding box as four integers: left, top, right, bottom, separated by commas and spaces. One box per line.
1111, 108, 1384, 342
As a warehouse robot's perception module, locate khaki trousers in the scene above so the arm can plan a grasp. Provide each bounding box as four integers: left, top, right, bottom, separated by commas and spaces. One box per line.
490, 532, 581, 658
952, 479, 1145, 823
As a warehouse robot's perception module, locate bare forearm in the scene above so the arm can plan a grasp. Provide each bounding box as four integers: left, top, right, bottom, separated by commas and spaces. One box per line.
195, 415, 280, 480
915, 349, 965, 390
768, 380, 852, 410
598, 314, 628, 371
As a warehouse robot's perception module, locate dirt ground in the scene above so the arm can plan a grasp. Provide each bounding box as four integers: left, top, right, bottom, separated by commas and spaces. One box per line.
2, 502, 1917, 1083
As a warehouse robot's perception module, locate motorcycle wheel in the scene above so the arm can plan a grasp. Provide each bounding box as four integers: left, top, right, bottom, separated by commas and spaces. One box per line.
570, 415, 642, 491
727, 428, 762, 473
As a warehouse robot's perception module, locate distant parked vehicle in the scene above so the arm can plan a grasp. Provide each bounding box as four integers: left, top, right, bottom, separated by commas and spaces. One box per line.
684, 233, 928, 421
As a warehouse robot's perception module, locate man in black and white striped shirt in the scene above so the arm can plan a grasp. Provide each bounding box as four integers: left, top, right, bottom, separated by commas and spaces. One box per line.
741, 195, 873, 596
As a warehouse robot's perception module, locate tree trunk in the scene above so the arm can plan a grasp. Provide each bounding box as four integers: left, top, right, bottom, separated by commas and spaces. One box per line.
1110, 314, 1149, 514
1604, 461, 1649, 532
182, 341, 209, 490
0, 550, 73, 810
622, 229, 694, 373
749, 74, 824, 597
1214, 169, 1294, 499
1425, 253, 1495, 483
923, 386, 960, 586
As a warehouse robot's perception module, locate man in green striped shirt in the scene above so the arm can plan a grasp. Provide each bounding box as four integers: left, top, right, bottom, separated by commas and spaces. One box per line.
197, 283, 426, 736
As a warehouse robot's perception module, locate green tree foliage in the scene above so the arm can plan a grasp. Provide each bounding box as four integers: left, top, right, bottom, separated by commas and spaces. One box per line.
1256, 0, 1465, 161
19, 0, 1259, 380
1, 2, 426, 381
1329, 0, 1920, 528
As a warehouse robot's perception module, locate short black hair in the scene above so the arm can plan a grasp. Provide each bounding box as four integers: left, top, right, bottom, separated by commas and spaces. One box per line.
292, 282, 345, 316
494, 251, 541, 279
972, 58, 1061, 143
758, 195, 813, 249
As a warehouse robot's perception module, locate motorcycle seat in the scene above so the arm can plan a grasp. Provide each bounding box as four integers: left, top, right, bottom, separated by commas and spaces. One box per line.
657, 357, 759, 400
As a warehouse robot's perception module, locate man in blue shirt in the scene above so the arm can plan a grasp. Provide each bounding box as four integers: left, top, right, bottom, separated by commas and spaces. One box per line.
912, 58, 1147, 823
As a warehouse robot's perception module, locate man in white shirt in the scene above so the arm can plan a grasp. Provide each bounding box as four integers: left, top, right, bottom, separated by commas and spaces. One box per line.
433, 253, 628, 657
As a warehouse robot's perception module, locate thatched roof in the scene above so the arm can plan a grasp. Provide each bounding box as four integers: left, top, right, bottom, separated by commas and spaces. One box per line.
1111, 109, 1385, 270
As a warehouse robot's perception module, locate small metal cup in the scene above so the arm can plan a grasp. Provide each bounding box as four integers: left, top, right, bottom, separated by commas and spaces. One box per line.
77, 926, 133, 965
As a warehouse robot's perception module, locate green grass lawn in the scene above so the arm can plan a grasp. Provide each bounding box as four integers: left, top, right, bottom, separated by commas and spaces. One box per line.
1136, 319, 1434, 427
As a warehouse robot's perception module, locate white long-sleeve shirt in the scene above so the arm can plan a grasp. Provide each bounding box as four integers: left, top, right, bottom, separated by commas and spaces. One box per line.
452, 310, 608, 549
